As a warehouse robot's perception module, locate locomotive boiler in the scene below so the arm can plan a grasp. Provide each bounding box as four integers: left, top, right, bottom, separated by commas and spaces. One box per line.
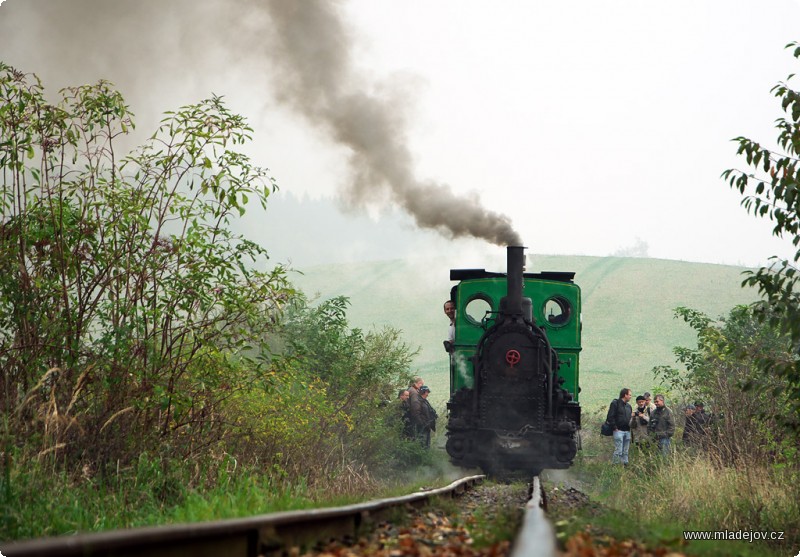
445, 246, 581, 477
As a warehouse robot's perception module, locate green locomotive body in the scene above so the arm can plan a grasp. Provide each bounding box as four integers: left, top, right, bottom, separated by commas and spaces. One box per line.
448, 270, 582, 400
445, 248, 582, 476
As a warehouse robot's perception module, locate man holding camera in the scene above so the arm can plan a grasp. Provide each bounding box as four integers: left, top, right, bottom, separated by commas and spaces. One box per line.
630, 395, 651, 446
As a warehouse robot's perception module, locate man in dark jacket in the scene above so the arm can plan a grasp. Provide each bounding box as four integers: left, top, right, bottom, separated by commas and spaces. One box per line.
407, 376, 426, 445
648, 394, 675, 456
693, 401, 710, 431
693, 401, 712, 450
397, 389, 413, 439
606, 388, 633, 465
682, 404, 700, 447
419, 385, 438, 448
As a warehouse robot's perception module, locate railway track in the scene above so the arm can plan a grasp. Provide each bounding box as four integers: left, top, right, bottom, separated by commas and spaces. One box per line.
3, 475, 557, 557
510, 476, 557, 557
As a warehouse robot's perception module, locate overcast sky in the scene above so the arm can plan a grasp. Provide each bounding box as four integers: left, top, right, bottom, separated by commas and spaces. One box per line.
2, 0, 799, 267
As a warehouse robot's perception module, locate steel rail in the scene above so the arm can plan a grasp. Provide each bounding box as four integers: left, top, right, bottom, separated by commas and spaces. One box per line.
509, 476, 557, 557
3, 475, 484, 557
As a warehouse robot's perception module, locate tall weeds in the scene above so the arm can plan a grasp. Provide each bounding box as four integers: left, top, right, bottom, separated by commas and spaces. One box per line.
0, 452, 317, 540
579, 424, 800, 552
618, 452, 799, 541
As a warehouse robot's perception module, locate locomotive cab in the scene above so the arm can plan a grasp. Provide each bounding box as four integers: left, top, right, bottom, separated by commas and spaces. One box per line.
445, 246, 581, 477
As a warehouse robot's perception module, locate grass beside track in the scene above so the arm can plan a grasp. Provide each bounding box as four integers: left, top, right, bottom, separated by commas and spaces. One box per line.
545, 429, 799, 557
1, 448, 461, 542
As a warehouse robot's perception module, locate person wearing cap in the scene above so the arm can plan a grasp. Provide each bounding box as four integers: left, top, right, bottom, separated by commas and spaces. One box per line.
418, 385, 438, 448
408, 376, 426, 443
647, 394, 675, 456
682, 404, 700, 447
693, 401, 710, 430
630, 395, 651, 448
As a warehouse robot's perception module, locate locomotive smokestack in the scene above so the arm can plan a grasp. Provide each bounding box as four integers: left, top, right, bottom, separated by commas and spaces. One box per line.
504, 245, 525, 319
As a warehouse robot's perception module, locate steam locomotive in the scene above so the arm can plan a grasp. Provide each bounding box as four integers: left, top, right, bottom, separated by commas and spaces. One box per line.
445, 246, 581, 477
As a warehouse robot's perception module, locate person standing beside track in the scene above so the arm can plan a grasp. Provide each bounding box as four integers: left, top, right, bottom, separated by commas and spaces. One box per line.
418, 385, 438, 448
397, 389, 413, 439
606, 388, 633, 466
629, 395, 650, 448
408, 376, 427, 445
682, 404, 700, 447
643, 391, 656, 416
648, 394, 675, 456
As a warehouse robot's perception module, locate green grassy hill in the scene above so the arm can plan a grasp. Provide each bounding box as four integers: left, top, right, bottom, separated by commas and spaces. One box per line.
290, 254, 759, 415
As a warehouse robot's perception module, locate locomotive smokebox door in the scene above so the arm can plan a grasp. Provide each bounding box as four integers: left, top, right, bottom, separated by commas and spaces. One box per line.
486, 330, 538, 381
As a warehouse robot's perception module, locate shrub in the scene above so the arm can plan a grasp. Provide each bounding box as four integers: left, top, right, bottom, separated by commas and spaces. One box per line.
0, 64, 291, 472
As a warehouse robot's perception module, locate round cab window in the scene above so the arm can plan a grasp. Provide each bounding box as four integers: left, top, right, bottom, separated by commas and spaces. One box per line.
465, 296, 492, 325
544, 296, 571, 326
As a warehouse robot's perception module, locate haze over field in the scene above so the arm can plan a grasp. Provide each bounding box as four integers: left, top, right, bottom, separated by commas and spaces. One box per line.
292, 254, 760, 413
2, 0, 800, 268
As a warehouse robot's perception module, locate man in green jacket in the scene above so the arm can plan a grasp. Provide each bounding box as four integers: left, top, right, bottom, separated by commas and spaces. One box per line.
648, 394, 675, 456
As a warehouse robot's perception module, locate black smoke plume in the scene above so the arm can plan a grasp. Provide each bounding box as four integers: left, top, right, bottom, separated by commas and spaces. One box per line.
0, 0, 522, 246
261, 1, 521, 246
